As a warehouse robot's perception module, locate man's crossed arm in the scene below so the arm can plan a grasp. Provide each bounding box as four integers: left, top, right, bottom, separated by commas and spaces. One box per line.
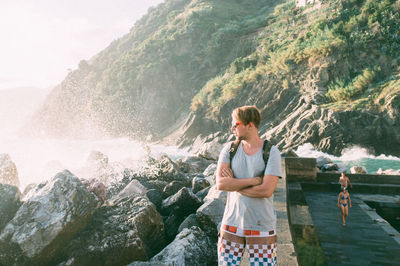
216, 162, 279, 198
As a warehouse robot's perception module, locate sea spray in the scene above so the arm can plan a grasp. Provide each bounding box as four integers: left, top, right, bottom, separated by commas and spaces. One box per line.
0, 135, 192, 190
295, 143, 400, 173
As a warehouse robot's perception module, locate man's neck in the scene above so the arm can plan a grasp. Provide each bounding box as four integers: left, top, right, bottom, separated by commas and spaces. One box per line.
241, 132, 262, 148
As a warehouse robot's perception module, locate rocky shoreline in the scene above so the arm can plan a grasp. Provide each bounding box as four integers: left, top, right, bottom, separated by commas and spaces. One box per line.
0, 146, 398, 265
0, 151, 223, 266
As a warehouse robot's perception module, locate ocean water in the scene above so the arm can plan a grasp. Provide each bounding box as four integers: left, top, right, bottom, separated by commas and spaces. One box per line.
295, 143, 400, 173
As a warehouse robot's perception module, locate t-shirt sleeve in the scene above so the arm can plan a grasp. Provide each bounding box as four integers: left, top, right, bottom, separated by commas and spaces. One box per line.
218, 142, 231, 164
264, 145, 282, 178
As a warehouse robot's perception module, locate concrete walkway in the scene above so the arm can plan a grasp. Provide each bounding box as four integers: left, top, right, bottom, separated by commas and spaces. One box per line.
241, 177, 298, 265
304, 192, 400, 265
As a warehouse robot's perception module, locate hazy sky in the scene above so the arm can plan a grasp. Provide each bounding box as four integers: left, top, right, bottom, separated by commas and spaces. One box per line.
0, 0, 164, 90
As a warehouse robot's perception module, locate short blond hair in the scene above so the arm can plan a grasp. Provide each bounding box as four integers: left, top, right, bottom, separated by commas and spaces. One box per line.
232, 105, 261, 128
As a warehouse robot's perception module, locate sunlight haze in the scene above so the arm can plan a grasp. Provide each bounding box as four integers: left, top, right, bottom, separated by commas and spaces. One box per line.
0, 0, 164, 90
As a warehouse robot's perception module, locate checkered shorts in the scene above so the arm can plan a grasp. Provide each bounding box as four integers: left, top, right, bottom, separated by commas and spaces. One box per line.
218, 224, 277, 266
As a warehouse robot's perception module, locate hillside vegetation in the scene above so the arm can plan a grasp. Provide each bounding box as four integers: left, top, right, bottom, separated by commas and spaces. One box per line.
30, 0, 400, 155
192, 0, 400, 116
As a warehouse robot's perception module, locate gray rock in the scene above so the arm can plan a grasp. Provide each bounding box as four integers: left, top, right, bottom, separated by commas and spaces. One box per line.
195, 186, 211, 201
128, 226, 216, 266
162, 180, 186, 199
321, 163, 339, 172
161, 187, 202, 217
152, 155, 184, 182
0, 184, 21, 232
192, 176, 210, 194
113, 179, 147, 200
164, 212, 183, 242
316, 156, 332, 168
177, 156, 214, 174
350, 166, 367, 174
203, 163, 217, 177
149, 179, 170, 192
81, 178, 107, 204
177, 214, 200, 233
0, 170, 99, 265
0, 153, 20, 187
57, 194, 164, 266
204, 185, 227, 203
196, 197, 226, 240
193, 137, 224, 161
146, 189, 162, 210
21, 183, 37, 200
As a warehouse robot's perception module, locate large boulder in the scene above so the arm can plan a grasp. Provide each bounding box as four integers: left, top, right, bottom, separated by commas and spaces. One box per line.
194, 137, 224, 161
0, 184, 21, 232
162, 180, 186, 199
192, 175, 210, 194
150, 155, 185, 182
316, 156, 332, 169
203, 163, 217, 177
0, 170, 99, 265
176, 156, 214, 174
57, 194, 164, 266
128, 226, 216, 266
204, 185, 228, 203
81, 178, 107, 204
196, 197, 226, 241
0, 154, 20, 187
196, 185, 228, 240
350, 166, 367, 174
161, 187, 202, 217
112, 179, 147, 200
177, 214, 201, 233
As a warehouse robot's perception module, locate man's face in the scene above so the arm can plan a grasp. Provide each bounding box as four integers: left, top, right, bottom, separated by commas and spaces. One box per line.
231, 117, 247, 140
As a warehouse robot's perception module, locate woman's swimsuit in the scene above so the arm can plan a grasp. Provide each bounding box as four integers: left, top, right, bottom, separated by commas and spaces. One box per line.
340, 195, 349, 207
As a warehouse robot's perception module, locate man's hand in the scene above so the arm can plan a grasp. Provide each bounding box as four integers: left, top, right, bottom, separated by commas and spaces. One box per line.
216, 162, 264, 191
221, 167, 234, 178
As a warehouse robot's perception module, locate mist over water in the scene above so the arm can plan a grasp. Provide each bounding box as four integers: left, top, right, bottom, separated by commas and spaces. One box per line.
295, 143, 400, 173
0, 87, 191, 190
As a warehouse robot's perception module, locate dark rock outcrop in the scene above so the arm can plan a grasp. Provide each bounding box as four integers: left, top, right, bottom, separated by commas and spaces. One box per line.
128, 226, 216, 266
162, 180, 187, 199
192, 175, 210, 194
0, 170, 99, 265
0, 184, 21, 232
81, 178, 107, 204
161, 187, 202, 217
57, 194, 164, 266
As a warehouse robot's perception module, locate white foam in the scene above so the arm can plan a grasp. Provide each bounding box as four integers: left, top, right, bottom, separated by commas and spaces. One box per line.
294, 143, 400, 162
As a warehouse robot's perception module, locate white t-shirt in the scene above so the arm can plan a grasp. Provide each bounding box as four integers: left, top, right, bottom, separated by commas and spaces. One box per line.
218, 141, 282, 231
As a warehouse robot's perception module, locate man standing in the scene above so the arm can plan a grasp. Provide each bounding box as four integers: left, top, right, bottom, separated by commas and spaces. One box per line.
217, 105, 282, 266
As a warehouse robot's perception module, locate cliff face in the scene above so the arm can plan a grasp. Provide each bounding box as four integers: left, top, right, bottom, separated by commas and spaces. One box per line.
29, 0, 400, 156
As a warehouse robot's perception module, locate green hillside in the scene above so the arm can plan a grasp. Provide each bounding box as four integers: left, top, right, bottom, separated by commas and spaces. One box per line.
192, 0, 400, 116
32, 0, 281, 137
31, 0, 400, 154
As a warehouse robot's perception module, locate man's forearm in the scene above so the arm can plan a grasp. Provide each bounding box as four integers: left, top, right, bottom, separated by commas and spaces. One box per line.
239, 184, 268, 198
217, 176, 259, 191
238, 175, 279, 198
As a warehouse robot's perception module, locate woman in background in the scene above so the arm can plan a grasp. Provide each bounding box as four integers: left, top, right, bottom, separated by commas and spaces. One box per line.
337, 187, 352, 226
